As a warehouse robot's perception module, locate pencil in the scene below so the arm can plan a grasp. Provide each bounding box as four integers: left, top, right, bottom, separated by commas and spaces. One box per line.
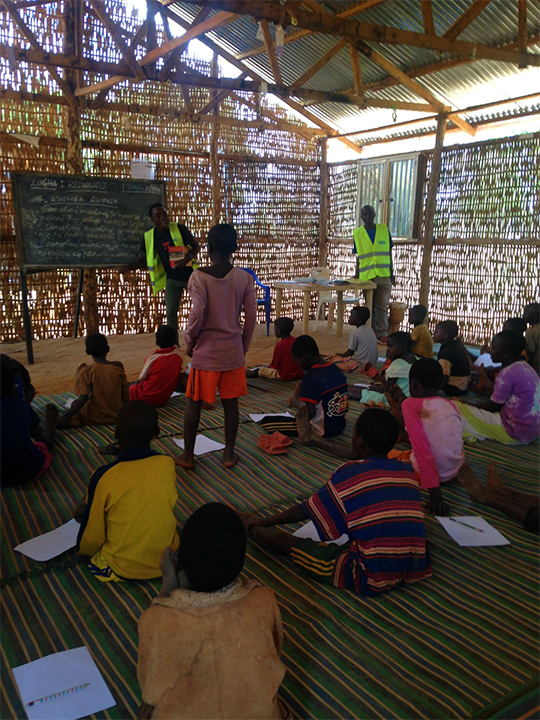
448, 517, 485, 533
26, 683, 90, 707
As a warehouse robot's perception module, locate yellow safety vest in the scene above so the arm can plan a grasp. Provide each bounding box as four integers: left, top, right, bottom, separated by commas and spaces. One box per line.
144, 222, 198, 296
352, 224, 391, 282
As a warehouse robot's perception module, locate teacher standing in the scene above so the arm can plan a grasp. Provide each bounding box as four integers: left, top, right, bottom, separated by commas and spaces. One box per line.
123, 203, 200, 331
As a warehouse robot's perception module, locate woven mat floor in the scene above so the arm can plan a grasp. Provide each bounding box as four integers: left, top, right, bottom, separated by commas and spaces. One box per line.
2, 381, 539, 720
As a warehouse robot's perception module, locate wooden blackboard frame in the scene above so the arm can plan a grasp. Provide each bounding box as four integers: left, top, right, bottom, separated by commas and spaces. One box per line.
11, 172, 167, 363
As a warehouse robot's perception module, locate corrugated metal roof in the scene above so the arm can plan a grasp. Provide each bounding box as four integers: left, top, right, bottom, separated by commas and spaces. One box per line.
169, 1, 540, 137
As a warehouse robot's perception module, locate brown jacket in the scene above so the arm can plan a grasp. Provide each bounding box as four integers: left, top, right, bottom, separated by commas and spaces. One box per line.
137, 579, 287, 719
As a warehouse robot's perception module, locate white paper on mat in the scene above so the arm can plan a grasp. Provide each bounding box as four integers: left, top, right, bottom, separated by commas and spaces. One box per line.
293, 520, 348, 547
249, 412, 293, 422
377, 356, 386, 363
64, 398, 74, 409
173, 434, 225, 456
354, 382, 370, 388
12, 646, 115, 720
474, 353, 501, 369
14, 520, 80, 562
436, 516, 510, 547
171, 391, 182, 397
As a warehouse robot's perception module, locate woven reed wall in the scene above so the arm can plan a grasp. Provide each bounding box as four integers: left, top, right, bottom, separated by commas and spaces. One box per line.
0, 3, 320, 341
327, 135, 540, 345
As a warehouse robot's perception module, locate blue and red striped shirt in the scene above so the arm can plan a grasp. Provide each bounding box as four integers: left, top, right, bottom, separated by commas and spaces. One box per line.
303, 458, 432, 595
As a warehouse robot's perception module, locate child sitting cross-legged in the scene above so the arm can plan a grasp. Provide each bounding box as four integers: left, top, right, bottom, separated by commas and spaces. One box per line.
242, 409, 432, 597
129, 325, 187, 406
457, 330, 540, 445
246, 317, 303, 382
260, 334, 348, 438
58, 333, 129, 428
1, 356, 58, 487
137, 503, 288, 720
331, 305, 378, 370
348, 331, 416, 408
409, 304, 433, 359
432, 320, 470, 396
74, 400, 179, 582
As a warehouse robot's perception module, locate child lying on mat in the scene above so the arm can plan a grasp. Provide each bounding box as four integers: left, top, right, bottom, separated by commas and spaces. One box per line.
246, 317, 303, 382
242, 409, 432, 597
328, 306, 378, 371
348, 331, 416, 408
457, 331, 540, 445
298, 358, 464, 517
260, 335, 348, 438
137, 503, 288, 720
58, 333, 129, 427
1, 356, 57, 487
74, 401, 178, 582
129, 325, 187, 406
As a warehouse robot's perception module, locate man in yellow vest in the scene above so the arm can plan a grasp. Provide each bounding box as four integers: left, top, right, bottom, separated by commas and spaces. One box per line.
122, 203, 200, 331
353, 204, 395, 341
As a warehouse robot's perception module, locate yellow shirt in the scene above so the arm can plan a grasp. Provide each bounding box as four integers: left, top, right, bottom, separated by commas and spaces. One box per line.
77, 447, 179, 581
411, 323, 434, 359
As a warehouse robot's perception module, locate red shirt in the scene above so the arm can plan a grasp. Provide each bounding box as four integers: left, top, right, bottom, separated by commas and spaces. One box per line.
129, 347, 184, 407
269, 336, 303, 382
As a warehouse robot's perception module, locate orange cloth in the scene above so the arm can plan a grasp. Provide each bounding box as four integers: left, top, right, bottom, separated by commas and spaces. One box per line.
387, 448, 421, 482
186, 366, 247, 404
74, 362, 129, 425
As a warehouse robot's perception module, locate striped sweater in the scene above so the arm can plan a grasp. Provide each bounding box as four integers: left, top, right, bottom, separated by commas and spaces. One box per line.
303, 458, 432, 595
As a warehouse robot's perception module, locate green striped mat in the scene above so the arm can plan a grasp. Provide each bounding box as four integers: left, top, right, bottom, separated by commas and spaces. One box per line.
2, 382, 539, 719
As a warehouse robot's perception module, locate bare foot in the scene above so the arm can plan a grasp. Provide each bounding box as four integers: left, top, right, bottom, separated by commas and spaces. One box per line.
287, 381, 301, 408
174, 453, 195, 470
45, 403, 59, 424
458, 462, 487, 503
296, 406, 314, 445
159, 546, 180, 597
246, 368, 259, 378
486, 460, 504, 492
222, 451, 239, 468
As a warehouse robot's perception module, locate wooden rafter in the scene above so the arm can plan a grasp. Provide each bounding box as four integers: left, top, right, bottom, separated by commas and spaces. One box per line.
420, 0, 435, 36
92, 0, 145, 81
159, 8, 194, 111
198, 73, 248, 115
442, 0, 491, 42
291, 38, 347, 90
236, 0, 389, 60
518, 0, 527, 68
349, 42, 364, 96
157, 4, 212, 82
1, 0, 78, 107
259, 19, 283, 85
155, 5, 362, 153
198, 0, 540, 67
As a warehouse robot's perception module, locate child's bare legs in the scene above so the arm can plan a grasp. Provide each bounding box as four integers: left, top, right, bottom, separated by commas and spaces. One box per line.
246, 368, 260, 378
459, 461, 539, 525
43, 404, 59, 448
221, 397, 239, 468
296, 406, 356, 459
158, 546, 180, 598
176, 398, 200, 469
347, 384, 364, 401
250, 525, 296, 555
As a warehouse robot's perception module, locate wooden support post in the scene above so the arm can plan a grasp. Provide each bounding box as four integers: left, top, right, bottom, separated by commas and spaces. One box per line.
146, 0, 157, 80
419, 113, 447, 308
210, 52, 221, 226
318, 138, 329, 266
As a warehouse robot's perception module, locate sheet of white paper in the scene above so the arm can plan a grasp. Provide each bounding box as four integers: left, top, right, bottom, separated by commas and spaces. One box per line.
377, 356, 386, 363
173, 434, 225, 456
171, 391, 182, 397
354, 382, 370, 388
14, 520, 80, 562
474, 353, 501, 368
12, 646, 115, 720
436, 516, 510, 547
249, 412, 293, 422
248, 366, 263, 372
64, 398, 74, 409
293, 520, 348, 547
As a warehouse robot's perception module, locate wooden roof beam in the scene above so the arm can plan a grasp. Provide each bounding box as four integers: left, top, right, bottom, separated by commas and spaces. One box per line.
91, 0, 146, 81
291, 38, 347, 90
157, 4, 212, 82
159, 9, 195, 111
198, 1, 540, 67
198, 73, 248, 114
259, 18, 283, 85
236, 0, 389, 60
2, 1, 78, 107
349, 42, 364, 96
420, 0, 435, 36
442, 0, 491, 42
518, 0, 527, 68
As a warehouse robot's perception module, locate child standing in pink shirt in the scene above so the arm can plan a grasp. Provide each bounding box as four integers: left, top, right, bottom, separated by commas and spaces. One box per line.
176, 224, 256, 470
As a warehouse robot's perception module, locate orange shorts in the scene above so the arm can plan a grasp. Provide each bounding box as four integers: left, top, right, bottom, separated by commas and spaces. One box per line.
387, 449, 421, 482
186, 366, 247, 404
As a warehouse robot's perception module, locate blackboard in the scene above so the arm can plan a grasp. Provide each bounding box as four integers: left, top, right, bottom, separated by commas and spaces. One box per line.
12, 173, 167, 268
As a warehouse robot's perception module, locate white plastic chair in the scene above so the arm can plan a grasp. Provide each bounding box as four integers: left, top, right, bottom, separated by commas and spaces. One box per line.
312, 267, 362, 329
